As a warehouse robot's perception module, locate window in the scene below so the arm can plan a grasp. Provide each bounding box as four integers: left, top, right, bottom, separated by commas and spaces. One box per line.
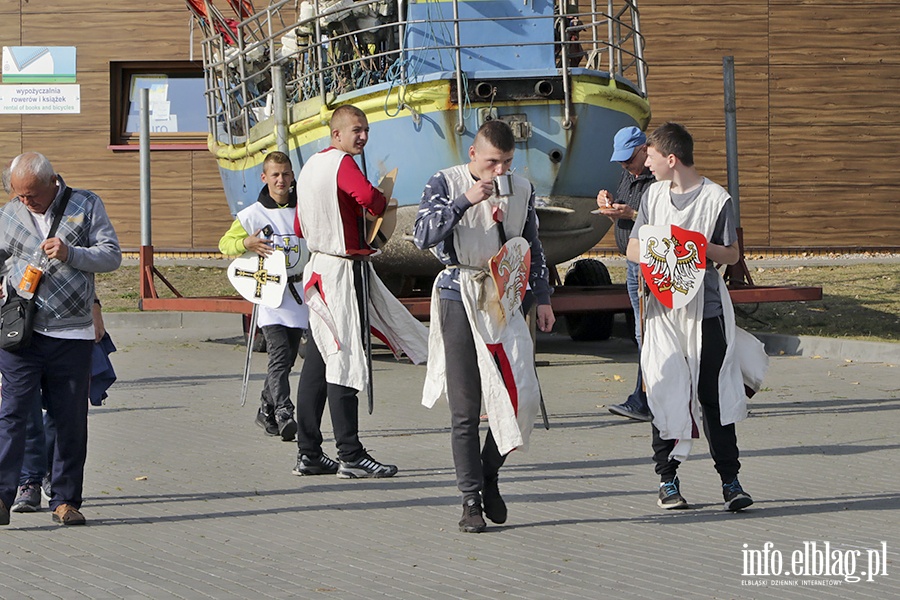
110, 61, 208, 149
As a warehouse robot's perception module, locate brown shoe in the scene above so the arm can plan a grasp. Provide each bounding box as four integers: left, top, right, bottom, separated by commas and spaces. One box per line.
52, 504, 86, 526
0, 498, 9, 526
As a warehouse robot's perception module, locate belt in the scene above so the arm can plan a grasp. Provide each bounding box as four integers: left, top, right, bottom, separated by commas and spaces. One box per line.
312, 251, 372, 262
447, 264, 488, 273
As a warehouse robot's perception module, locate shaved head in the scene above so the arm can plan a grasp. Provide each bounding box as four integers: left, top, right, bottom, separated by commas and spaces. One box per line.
330, 105, 369, 156
330, 105, 367, 137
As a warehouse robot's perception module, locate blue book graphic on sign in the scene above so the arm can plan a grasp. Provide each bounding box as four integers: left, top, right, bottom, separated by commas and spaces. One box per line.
1, 46, 76, 83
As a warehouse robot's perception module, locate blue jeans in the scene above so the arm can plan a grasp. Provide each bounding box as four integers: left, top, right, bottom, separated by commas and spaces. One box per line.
626, 261, 648, 411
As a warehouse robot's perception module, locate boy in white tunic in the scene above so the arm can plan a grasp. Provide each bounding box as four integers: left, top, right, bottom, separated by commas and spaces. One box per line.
219, 152, 309, 442
414, 121, 555, 533
627, 122, 753, 511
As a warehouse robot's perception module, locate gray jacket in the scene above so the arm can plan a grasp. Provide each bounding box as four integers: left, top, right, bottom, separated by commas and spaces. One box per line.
0, 176, 121, 333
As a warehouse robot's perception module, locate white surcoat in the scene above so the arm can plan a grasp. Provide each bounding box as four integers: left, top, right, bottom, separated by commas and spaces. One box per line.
421, 165, 541, 455
236, 201, 308, 329
640, 178, 755, 463
297, 149, 428, 390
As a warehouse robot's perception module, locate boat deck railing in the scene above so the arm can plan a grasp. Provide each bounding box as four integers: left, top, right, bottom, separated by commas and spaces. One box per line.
188, 0, 648, 146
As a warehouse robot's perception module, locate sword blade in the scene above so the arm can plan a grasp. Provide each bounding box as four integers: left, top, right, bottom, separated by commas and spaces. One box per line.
361, 263, 374, 414
240, 304, 259, 406
539, 387, 550, 430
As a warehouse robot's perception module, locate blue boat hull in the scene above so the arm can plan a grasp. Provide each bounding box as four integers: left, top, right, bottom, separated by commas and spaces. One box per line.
217, 75, 648, 273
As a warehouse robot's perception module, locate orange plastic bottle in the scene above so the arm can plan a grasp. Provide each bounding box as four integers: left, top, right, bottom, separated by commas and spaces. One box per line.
17, 248, 49, 299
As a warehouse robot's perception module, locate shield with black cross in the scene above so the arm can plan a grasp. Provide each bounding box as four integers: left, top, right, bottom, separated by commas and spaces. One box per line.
227, 250, 288, 308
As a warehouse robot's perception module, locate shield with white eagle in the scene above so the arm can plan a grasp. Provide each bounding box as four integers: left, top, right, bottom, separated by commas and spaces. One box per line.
638, 225, 707, 309
227, 250, 288, 308
489, 237, 531, 323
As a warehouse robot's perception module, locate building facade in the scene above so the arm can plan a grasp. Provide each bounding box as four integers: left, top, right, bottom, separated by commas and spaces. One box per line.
1, 0, 897, 253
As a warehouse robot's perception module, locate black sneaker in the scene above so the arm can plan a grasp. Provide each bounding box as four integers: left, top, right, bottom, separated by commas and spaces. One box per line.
255, 404, 279, 436
482, 476, 507, 524
11, 482, 41, 513
723, 477, 753, 511
275, 408, 297, 442
292, 453, 339, 476
608, 401, 652, 422
0, 498, 9, 526
658, 477, 688, 509
336, 453, 398, 479
459, 496, 486, 533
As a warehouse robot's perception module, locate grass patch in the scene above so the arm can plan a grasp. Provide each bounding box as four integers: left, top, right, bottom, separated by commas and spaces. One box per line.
734, 263, 899, 343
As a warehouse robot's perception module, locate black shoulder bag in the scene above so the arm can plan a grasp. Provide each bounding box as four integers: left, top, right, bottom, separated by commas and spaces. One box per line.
1, 188, 72, 352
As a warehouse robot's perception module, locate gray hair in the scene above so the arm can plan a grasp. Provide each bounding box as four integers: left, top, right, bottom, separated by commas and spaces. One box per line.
10, 152, 56, 186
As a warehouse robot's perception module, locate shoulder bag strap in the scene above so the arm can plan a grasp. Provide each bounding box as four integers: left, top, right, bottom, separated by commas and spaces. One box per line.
23, 186, 74, 303
47, 186, 73, 239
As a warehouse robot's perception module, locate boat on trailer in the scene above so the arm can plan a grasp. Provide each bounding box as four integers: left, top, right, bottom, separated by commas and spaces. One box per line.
186, 0, 650, 280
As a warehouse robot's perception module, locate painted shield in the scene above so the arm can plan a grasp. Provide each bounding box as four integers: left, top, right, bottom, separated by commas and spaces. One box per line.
271, 233, 309, 275
366, 168, 399, 250
489, 237, 531, 323
638, 225, 707, 309
227, 250, 288, 307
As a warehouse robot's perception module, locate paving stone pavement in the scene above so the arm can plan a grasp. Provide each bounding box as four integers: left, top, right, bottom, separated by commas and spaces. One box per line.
1, 314, 897, 599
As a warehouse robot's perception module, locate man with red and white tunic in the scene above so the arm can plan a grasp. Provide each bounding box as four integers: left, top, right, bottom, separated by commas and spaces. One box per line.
414, 120, 555, 532
293, 105, 427, 479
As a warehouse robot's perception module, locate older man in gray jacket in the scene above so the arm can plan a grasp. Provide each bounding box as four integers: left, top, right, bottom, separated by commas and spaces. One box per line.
0, 152, 121, 526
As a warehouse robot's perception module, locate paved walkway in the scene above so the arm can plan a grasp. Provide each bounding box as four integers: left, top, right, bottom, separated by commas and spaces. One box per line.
1, 314, 897, 599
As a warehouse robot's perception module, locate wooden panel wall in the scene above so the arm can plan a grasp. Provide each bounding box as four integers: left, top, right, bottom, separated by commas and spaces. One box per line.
767, 1, 900, 247
629, 0, 900, 251
4, 1, 899, 251
2, 0, 231, 250
0, 1, 22, 156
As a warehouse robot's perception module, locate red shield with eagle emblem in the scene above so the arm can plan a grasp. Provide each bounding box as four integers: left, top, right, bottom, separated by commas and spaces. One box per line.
638, 225, 707, 309
489, 237, 531, 323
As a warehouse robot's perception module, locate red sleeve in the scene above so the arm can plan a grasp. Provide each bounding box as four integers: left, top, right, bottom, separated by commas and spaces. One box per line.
336, 155, 386, 216
293, 208, 303, 238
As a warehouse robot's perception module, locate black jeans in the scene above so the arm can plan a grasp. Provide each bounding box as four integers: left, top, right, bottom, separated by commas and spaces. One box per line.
295, 261, 366, 462
260, 324, 302, 413
652, 315, 741, 483
440, 299, 507, 497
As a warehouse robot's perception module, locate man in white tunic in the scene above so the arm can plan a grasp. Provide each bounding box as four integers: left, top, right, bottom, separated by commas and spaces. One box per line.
293, 105, 428, 479
219, 152, 308, 442
626, 122, 753, 512
414, 120, 555, 532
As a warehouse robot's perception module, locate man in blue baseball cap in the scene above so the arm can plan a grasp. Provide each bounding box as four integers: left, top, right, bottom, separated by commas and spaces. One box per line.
597, 125, 655, 421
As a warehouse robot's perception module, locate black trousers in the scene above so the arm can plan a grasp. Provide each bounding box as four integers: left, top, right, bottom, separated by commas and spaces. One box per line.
652, 315, 741, 483
295, 261, 365, 462
440, 299, 507, 497
260, 324, 302, 413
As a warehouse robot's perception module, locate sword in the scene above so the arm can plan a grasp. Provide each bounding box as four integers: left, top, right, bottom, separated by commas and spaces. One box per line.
240, 306, 259, 407
239, 224, 273, 407
361, 258, 374, 415
525, 298, 550, 429
535, 313, 550, 430
359, 151, 375, 414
